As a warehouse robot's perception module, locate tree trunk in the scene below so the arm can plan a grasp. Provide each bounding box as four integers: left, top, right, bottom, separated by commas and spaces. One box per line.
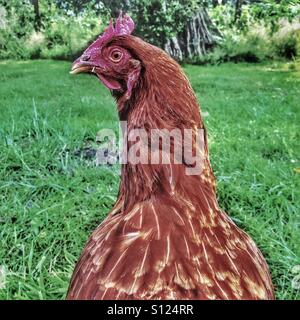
234, 0, 244, 23
164, 8, 222, 61
31, 0, 41, 31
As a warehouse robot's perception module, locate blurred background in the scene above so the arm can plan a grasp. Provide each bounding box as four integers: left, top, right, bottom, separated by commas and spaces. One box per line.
0, 0, 299, 63
0, 1, 299, 300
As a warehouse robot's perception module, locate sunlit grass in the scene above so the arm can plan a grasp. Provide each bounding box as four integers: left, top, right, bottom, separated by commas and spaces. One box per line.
0, 60, 299, 300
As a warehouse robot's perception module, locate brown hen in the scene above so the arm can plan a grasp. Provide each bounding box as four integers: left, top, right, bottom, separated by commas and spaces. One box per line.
67, 14, 274, 300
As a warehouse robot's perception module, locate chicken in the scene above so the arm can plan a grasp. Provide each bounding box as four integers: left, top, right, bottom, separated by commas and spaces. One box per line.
67, 13, 274, 300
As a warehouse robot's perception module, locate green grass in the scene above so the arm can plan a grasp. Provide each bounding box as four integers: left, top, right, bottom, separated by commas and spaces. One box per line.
0, 59, 299, 300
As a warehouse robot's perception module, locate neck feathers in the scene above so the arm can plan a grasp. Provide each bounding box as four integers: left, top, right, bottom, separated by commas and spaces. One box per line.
114, 36, 214, 210
116, 36, 202, 129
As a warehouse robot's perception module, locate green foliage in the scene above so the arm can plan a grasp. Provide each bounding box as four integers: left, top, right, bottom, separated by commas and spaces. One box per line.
190, 29, 300, 65
205, 2, 300, 65
0, 1, 108, 60
127, 0, 202, 47
55, 0, 206, 46
0, 60, 299, 299
274, 31, 299, 59
0, 0, 207, 60
55, 0, 108, 14
0, 1, 34, 59
211, 1, 300, 34
0, 1, 299, 62
41, 12, 104, 60
251, 0, 300, 33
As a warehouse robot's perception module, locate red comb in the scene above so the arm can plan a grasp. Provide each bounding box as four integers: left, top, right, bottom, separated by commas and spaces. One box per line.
115, 12, 135, 35
101, 12, 135, 41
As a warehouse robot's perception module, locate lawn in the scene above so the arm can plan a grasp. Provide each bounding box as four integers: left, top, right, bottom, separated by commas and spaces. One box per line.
0, 59, 299, 300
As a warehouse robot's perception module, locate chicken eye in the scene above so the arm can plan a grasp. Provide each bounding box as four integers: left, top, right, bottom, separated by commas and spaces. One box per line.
110, 50, 123, 62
